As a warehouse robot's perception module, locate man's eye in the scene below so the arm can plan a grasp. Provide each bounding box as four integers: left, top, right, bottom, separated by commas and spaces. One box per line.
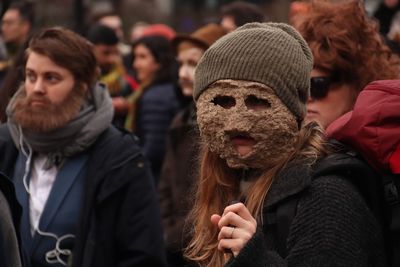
245, 95, 271, 110
211, 96, 236, 109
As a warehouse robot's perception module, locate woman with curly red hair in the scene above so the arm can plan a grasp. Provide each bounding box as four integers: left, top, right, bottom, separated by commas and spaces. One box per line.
295, 0, 400, 128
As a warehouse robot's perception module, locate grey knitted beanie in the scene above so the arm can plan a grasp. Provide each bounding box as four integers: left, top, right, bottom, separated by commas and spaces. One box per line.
193, 22, 313, 121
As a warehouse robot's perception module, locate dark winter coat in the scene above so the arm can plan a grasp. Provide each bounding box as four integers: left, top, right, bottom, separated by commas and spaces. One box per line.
159, 104, 199, 265
226, 153, 386, 267
135, 82, 180, 182
0, 124, 167, 267
0, 172, 21, 267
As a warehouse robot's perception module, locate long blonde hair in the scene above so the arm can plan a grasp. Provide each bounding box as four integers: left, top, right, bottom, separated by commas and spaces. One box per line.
184, 122, 330, 267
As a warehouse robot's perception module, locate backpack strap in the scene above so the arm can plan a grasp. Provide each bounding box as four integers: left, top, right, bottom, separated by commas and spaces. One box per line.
382, 173, 400, 227
262, 193, 301, 258
382, 173, 400, 267
275, 196, 299, 258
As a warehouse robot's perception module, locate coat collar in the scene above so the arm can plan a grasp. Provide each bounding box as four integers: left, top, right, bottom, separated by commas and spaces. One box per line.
83, 127, 143, 203
263, 158, 314, 209
14, 155, 32, 251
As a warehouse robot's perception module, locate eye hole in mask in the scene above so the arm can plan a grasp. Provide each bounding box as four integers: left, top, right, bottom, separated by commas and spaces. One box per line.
211, 95, 236, 109
245, 95, 271, 111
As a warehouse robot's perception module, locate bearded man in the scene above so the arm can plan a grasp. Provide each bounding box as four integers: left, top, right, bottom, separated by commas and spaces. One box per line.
0, 27, 166, 267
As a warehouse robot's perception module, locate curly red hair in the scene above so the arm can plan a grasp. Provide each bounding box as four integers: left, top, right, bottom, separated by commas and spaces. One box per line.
296, 0, 400, 91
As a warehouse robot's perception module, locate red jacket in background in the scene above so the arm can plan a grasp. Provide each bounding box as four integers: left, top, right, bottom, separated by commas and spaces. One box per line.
326, 79, 400, 174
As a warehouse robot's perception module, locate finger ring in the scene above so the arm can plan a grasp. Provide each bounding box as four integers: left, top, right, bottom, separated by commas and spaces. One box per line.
230, 227, 235, 239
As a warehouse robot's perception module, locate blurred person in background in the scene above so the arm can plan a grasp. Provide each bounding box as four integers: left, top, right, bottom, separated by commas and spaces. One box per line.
288, 1, 310, 29
295, 0, 400, 129
93, 11, 130, 56
128, 35, 180, 182
0, 41, 29, 123
0, 37, 7, 83
86, 23, 135, 129
93, 10, 136, 79
141, 23, 176, 41
0, 1, 34, 86
0, 27, 166, 267
385, 9, 400, 54
220, 1, 265, 32
128, 23, 176, 87
159, 23, 227, 267
374, 0, 400, 36
129, 21, 149, 43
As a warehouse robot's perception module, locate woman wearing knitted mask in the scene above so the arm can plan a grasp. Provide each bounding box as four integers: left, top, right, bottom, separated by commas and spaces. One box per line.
184, 23, 386, 267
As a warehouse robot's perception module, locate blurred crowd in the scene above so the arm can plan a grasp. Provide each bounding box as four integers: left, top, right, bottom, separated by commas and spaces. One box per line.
0, 0, 399, 267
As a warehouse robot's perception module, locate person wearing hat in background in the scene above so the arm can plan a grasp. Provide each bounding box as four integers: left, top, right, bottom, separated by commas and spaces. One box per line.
128, 35, 180, 183
183, 22, 385, 266
141, 24, 176, 41
158, 23, 227, 267
86, 23, 136, 129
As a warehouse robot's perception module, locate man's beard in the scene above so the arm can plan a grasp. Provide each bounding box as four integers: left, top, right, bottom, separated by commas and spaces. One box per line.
12, 85, 86, 133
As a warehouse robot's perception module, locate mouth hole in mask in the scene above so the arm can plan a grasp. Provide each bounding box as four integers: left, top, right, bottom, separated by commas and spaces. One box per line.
228, 131, 252, 139
211, 95, 236, 109
245, 95, 271, 111
228, 131, 257, 157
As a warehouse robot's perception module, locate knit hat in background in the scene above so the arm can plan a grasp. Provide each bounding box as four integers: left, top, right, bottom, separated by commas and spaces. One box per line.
172, 23, 228, 54
193, 22, 313, 121
141, 24, 176, 41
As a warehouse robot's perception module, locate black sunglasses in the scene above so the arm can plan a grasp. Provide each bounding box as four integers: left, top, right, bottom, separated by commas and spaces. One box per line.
310, 76, 333, 100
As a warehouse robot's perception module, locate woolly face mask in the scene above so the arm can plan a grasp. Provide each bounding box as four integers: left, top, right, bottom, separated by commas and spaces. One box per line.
196, 79, 299, 169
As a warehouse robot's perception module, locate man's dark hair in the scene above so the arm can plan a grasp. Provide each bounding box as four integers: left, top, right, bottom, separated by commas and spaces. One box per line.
8, 1, 35, 26
86, 23, 119, 46
221, 1, 265, 27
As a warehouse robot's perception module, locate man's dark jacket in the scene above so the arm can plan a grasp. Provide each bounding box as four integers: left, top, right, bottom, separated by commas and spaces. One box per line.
0, 124, 167, 267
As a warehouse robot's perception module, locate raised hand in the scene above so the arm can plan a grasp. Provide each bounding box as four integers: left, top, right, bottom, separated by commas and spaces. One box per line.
210, 202, 257, 257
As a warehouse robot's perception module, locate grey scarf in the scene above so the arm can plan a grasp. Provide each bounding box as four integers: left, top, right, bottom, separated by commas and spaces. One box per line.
6, 82, 114, 169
